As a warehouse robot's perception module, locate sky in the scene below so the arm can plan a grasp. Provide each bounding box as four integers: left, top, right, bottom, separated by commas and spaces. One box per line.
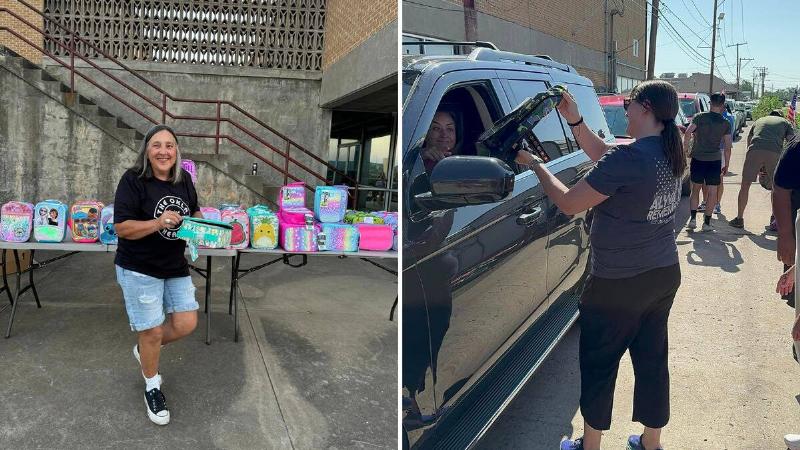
650, 0, 800, 91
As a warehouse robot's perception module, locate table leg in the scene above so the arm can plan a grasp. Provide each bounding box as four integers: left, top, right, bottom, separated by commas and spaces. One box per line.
1, 250, 12, 305
5, 250, 23, 338
233, 253, 241, 342
29, 250, 41, 308
205, 255, 212, 345
229, 254, 236, 315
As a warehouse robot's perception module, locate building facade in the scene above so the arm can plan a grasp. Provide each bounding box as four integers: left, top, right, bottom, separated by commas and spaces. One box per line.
1, 0, 398, 211
402, 0, 647, 93
658, 72, 737, 96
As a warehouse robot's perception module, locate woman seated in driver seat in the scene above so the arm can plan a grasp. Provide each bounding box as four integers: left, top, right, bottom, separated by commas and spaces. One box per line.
421, 109, 462, 173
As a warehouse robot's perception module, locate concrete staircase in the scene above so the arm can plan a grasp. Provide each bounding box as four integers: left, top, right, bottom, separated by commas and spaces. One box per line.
0, 46, 280, 208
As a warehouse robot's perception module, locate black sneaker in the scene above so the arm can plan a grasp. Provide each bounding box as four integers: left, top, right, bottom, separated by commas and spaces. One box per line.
144, 387, 170, 425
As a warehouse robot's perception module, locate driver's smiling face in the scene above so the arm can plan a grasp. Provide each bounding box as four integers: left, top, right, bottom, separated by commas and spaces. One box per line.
428, 112, 456, 152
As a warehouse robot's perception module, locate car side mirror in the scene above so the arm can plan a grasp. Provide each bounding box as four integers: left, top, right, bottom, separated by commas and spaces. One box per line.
414, 156, 515, 211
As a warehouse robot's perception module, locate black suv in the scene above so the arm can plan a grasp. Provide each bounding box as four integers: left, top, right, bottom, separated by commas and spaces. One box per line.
402, 44, 615, 449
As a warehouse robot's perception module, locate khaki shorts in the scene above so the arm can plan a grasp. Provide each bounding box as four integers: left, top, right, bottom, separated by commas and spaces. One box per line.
742, 148, 779, 188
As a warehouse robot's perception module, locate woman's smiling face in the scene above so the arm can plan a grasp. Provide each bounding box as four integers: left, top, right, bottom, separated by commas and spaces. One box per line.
147, 130, 178, 179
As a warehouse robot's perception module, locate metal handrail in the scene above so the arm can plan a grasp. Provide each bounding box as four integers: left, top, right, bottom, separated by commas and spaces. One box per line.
2, 0, 359, 200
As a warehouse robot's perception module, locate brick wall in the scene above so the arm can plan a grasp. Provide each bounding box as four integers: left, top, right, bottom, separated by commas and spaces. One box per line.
322, 0, 397, 70
0, 0, 43, 63
440, 0, 647, 72
613, 0, 647, 69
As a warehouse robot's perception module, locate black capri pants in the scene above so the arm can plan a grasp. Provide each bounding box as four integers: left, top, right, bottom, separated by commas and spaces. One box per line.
578, 263, 681, 430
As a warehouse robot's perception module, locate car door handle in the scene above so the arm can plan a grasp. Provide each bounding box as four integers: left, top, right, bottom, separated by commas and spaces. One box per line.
517, 206, 543, 226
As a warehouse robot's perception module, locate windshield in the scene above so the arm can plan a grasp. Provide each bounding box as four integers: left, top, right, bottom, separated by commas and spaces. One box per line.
680, 98, 697, 117
601, 104, 629, 137
402, 70, 419, 106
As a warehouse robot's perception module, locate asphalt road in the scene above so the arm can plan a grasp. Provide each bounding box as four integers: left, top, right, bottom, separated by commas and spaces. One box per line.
477, 124, 800, 450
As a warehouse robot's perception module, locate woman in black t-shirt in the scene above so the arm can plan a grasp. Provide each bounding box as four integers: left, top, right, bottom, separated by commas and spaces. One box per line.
113, 124, 202, 426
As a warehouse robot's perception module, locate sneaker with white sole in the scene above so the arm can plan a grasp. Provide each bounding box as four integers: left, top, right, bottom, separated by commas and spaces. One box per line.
785, 434, 800, 450
560, 437, 585, 450
686, 218, 697, 230
627, 434, 663, 450
144, 387, 170, 425
714, 203, 721, 214
701, 222, 713, 232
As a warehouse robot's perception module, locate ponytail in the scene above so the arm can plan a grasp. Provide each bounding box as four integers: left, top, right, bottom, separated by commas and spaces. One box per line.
661, 119, 686, 178
629, 80, 685, 178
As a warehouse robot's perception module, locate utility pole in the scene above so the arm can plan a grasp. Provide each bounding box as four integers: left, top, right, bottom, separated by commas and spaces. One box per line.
728, 43, 748, 99
647, 0, 659, 80
463, 0, 478, 42
709, 0, 719, 93
607, 1, 624, 92
755, 66, 768, 97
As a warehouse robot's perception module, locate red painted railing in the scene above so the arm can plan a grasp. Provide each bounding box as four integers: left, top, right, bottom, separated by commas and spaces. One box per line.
0, 0, 358, 202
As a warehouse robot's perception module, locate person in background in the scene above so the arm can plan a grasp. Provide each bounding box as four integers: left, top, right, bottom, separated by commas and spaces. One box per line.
684, 93, 733, 232
699, 107, 737, 215
516, 80, 684, 450
775, 262, 800, 449
114, 124, 204, 425
772, 135, 800, 308
729, 110, 795, 229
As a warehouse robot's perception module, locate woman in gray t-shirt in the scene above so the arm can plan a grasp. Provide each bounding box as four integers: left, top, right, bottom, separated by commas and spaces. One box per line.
517, 80, 684, 450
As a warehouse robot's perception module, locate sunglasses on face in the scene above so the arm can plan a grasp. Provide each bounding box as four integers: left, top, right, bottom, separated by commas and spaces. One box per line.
623, 97, 651, 112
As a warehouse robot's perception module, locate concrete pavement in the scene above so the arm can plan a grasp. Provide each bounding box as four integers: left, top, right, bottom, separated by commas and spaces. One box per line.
477, 125, 800, 449
0, 252, 397, 449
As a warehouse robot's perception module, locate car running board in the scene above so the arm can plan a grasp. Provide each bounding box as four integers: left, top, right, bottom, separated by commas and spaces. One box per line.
418, 290, 581, 450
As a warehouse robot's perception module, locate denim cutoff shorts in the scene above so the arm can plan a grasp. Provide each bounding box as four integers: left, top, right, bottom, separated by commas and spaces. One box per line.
115, 265, 199, 332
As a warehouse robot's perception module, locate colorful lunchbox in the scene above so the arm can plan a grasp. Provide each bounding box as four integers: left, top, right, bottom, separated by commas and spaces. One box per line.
318, 223, 359, 252
344, 210, 385, 225
181, 159, 197, 184
176, 217, 233, 261
278, 182, 307, 210
99, 204, 117, 245
314, 185, 348, 223
69, 201, 104, 243
200, 207, 221, 221
280, 223, 320, 252
247, 205, 279, 250
356, 223, 394, 251
221, 206, 249, 249
1, 201, 34, 242
33, 200, 67, 243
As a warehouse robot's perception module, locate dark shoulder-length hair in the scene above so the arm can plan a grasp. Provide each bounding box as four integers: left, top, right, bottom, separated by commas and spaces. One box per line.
131, 124, 183, 184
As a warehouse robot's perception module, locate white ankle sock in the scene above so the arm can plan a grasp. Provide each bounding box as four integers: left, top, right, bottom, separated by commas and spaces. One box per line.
144, 373, 161, 391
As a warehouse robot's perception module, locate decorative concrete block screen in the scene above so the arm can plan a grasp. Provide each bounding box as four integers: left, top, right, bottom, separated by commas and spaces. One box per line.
42, 0, 326, 71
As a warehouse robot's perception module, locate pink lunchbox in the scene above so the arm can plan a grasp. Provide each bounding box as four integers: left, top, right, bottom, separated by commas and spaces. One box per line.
356, 223, 393, 251
279, 207, 315, 226
280, 223, 320, 252
1, 201, 34, 242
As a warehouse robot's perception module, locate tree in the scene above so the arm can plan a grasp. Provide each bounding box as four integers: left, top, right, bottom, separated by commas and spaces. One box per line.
752, 96, 784, 121
740, 80, 754, 97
